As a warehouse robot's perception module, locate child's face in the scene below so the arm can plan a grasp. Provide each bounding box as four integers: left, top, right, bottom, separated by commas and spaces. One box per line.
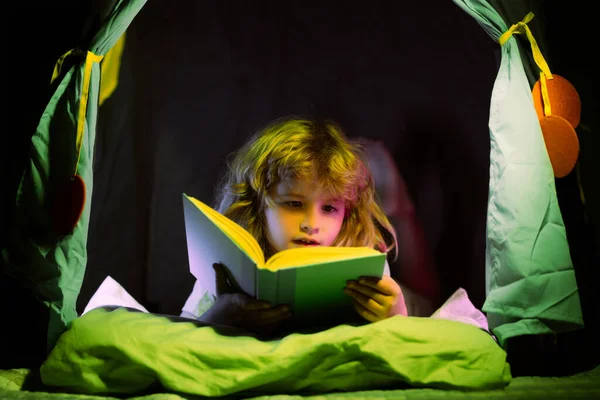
265, 177, 346, 253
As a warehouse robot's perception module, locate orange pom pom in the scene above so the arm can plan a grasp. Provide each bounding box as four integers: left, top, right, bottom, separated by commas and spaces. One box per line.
532, 75, 581, 128
539, 115, 579, 178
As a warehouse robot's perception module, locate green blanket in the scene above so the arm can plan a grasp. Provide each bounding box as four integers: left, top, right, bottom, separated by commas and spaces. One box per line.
3, 366, 600, 399
38, 308, 510, 397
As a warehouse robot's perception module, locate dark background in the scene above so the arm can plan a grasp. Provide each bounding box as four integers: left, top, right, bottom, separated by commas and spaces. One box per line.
3, 0, 597, 371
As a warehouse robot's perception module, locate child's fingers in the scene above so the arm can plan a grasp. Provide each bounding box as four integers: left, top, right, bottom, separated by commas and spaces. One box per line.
355, 275, 400, 296
344, 287, 385, 317
242, 300, 272, 311
345, 281, 387, 306
350, 298, 379, 322
250, 304, 291, 323
214, 263, 235, 296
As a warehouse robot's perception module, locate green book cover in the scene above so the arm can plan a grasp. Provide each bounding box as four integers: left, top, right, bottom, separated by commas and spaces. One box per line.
182, 194, 386, 322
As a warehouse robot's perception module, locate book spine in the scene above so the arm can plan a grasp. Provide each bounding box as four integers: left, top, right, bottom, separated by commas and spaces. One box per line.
256, 269, 277, 304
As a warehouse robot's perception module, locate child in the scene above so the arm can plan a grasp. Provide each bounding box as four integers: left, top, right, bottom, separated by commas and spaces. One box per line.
181, 117, 408, 336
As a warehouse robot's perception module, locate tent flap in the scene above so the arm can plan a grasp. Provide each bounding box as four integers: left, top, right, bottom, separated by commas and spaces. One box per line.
1, 0, 147, 353
453, 0, 583, 346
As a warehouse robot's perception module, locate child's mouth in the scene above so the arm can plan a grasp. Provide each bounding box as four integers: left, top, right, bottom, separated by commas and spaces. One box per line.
292, 239, 319, 246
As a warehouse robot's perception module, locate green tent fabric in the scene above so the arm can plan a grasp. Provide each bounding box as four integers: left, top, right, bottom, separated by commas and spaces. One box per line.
453, 0, 584, 345
40, 307, 511, 396
1, 0, 147, 353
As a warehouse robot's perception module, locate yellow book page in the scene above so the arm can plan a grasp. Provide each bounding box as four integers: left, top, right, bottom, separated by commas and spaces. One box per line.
264, 246, 380, 271
187, 196, 264, 264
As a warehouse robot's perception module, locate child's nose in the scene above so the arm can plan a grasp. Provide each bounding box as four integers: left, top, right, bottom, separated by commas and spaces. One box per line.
300, 223, 319, 235
300, 209, 320, 234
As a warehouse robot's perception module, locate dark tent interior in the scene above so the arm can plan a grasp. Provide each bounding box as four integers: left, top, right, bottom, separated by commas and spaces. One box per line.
2, 0, 598, 390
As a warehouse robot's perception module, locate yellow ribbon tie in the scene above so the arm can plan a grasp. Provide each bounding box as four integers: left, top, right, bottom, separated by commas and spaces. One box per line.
77, 51, 104, 174
499, 12, 553, 116
51, 49, 75, 84
51, 49, 104, 175
539, 72, 552, 117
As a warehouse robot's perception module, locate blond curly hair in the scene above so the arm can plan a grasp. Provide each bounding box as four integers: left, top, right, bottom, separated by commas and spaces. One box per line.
215, 117, 398, 260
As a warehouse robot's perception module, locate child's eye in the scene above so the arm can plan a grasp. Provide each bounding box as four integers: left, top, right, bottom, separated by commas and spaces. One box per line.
285, 201, 303, 208
322, 205, 338, 213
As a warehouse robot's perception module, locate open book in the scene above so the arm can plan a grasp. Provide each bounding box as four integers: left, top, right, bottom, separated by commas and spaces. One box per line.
182, 194, 386, 323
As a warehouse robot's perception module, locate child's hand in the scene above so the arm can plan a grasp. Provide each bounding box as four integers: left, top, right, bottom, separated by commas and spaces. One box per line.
344, 275, 408, 322
199, 263, 292, 336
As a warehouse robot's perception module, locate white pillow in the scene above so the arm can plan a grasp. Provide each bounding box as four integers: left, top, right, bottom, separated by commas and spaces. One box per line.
431, 288, 489, 332
82, 275, 149, 315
